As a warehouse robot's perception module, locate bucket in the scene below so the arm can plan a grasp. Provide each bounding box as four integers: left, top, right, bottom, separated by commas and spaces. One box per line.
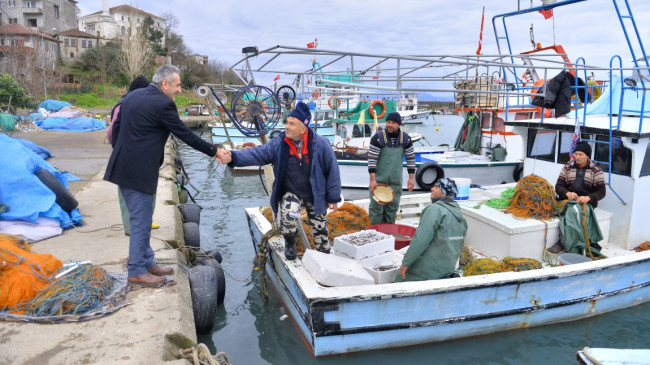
558, 253, 592, 265
452, 178, 471, 200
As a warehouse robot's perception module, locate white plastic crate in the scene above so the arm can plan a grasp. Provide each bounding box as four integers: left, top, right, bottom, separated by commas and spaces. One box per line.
332, 229, 395, 260
359, 250, 403, 284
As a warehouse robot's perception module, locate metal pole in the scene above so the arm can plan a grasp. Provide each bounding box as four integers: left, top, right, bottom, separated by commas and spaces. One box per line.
42, 34, 47, 100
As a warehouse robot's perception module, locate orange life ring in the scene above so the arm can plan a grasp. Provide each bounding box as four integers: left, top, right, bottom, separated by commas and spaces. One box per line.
328, 95, 341, 109
313, 90, 320, 99
531, 79, 552, 118
368, 100, 387, 119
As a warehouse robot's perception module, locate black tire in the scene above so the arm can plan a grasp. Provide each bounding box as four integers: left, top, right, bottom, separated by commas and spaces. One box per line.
269, 129, 282, 139
180, 203, 202, 224
183, 222, 200, 248
176, 173, 185, 186
35, 168, 78, 213
207, 248, 223, 263
411, 114, 417, 119
415, 162, 444, 190
188, 265, 218, 334
513, 163, 524, 182
199, 258, 226, 305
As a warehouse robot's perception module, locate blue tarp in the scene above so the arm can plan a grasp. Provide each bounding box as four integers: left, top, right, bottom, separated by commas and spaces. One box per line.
0, 133, 82, 228
569, 76, 650, 117
34, 116, 106, 132
15, 138, 52, 159
38, 100, 71, 112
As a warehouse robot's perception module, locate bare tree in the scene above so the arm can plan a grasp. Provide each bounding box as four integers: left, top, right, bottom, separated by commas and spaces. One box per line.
117, 16, 155, 81
160, 11, 179, 54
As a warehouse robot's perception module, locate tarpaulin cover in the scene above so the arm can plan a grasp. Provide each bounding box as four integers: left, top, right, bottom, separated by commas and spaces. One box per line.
15, 138, 52, 159
37, 100, 71, 112
0, 114, 15, 131
0, 133, 82, 228
34, 116, 105, 132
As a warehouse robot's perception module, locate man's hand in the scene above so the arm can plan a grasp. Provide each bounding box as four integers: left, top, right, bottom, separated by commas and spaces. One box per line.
215, 148, 232, 164
407, 175, 415, 191
400, 264, 408, 279
566, 192, 579, 201
369, 173, 378, 192
576, 195, 591, 204
328, 202, 338, 212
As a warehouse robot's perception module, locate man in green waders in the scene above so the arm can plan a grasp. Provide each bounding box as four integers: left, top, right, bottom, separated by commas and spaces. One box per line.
396, 178, 468, 282
368, 112, 416, 224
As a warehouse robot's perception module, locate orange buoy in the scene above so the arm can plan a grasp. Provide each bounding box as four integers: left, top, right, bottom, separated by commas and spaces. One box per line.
328, 95, 342, 109
368, 100, 387, 119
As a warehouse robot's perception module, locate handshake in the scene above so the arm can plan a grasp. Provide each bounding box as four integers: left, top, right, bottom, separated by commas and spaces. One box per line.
215, 148, 232, 164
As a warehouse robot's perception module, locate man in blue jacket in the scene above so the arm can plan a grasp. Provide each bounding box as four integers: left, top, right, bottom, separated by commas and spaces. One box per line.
218, 102, 341, 260
104, 64, 222, 287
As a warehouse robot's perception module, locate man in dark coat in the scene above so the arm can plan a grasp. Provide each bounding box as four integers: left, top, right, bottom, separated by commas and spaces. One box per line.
104, 64, 221, 286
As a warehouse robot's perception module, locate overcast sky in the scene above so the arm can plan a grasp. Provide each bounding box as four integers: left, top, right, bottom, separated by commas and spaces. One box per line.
77, 0, 650, 85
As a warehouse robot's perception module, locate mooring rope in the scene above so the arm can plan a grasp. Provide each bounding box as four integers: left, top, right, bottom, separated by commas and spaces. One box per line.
180, 343, 231, 365
258, 226, 281, 304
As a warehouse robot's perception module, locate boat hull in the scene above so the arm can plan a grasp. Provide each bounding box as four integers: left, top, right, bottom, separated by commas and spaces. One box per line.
245, 208, 650, 356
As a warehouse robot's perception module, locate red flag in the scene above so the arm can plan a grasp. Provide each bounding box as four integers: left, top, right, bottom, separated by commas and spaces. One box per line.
476, 6, 485, 55
274, 75, 280, 81
539, 8, 553, 19
307, 42, 315, 48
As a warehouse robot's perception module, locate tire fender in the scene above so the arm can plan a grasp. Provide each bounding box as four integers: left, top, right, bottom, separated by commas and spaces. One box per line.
199, 257, 226, 305
188, 266, 219, 334
415, 162, 444, 190
35, 168, 78, 213
513, 163, 524, 182
183, 222, 200, 248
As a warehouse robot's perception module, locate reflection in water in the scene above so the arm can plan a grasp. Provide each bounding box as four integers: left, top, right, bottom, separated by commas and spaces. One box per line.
180, 120, 650, 365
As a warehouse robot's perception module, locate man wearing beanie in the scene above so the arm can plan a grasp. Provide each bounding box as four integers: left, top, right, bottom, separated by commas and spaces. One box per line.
396, 178, 468, 282
367, 111, 416, 224
218, 102, 341, 260
548, 140, 606, 255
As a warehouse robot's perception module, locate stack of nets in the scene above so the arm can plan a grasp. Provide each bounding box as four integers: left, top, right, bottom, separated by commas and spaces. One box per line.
505, 175, 567, 220
0, 234, 115, 318
634, 241, 650, 252
261, 203, 371, 253
463, 256, 542, 276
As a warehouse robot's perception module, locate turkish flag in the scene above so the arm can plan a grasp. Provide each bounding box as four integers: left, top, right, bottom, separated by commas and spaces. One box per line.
539, 8, 553, 19
307, 42, 316, 48
274, 75, 280, 81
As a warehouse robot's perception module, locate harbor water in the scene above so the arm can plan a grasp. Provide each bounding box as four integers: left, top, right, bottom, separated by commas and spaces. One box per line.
178, 115, 650, 364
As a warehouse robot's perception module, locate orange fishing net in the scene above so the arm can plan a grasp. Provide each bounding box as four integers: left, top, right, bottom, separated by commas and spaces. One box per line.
505, 175, 567, 220
634, 241, 650, 252
0, 234, 63, 313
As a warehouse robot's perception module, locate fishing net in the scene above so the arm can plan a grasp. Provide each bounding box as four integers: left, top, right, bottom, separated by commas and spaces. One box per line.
458, 244, 473, 267
505, 175, 567, 220
463, 258, 502, 276
260, 203, 371, 252
634, 241, 650, 252
485, 187, 516, 209
500, 256, 542, 272
0, 234, 128, 323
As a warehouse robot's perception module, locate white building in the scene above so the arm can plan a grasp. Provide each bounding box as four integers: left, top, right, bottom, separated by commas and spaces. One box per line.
78, 1, 165, 42
0, 0, 78, 35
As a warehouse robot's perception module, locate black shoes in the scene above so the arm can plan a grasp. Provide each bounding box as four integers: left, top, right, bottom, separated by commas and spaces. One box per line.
284, 236, 297, 260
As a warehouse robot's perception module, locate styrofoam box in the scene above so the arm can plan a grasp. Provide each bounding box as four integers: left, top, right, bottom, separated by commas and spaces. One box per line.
302, 250, 374, 287
359, 250, 403, 284
332, 229, 395, 260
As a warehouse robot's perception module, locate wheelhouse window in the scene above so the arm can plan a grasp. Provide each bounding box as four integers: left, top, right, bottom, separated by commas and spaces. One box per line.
527, 129, 556, 163
594, 135, 632, 176
639, 140, 650, 177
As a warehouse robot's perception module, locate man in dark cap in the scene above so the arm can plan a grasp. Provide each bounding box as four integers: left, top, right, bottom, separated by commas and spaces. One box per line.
548, 141, 606, 254
367, 111, 416, 224
396, 178, 468, 282
217, 102, 341, 260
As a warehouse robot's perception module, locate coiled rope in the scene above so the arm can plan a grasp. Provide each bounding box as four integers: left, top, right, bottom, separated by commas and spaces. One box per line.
180, 343, 231, 365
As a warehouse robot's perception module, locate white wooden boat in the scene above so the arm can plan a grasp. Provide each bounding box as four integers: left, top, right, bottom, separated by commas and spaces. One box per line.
577, 347, 650, 365
242, 0, 650, 356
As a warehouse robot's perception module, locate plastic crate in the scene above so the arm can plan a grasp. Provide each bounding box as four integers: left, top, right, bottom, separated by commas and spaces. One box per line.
367, 224, 416, 250
332, 229, 395, 260
359, 251, 403, 284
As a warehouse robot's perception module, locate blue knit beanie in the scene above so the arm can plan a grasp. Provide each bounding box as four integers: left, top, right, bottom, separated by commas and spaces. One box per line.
435, 178, 458, 197
288, 102, 312, 125
385, 112, 402, 125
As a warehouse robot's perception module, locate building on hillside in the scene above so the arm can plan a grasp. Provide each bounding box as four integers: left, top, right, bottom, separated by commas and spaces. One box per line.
57, 28, 105, 65
193, 54, 208, 65
78, 1, 165, 43
0, 23, 58, 57
0, 0, 79, 34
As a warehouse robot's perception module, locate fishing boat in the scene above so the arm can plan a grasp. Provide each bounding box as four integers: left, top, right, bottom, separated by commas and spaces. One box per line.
241, 0, 650, 356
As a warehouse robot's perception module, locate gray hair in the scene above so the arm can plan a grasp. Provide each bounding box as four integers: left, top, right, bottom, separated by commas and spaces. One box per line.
152, 64, 180, 86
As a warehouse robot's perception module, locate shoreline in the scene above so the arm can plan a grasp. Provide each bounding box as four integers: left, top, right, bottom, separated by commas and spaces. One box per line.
1, 129, 197, 364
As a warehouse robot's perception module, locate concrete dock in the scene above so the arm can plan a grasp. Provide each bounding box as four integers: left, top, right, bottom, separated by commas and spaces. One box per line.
0, 130, 197, 364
